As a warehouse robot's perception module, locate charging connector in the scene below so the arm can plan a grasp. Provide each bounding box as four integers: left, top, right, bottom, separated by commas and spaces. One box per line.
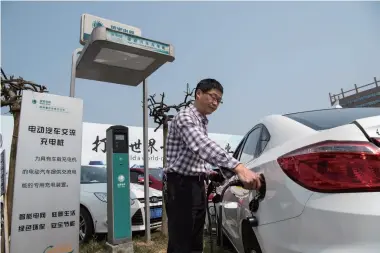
206, 172, 266, 253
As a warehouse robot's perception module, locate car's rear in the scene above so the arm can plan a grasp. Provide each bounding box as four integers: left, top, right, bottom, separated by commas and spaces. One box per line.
272, 108, 380, 252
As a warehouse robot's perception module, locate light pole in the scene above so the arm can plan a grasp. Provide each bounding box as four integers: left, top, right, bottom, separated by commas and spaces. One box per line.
69, 48, 82, 97
142, 79, 149, 240
70, 25, 175, 243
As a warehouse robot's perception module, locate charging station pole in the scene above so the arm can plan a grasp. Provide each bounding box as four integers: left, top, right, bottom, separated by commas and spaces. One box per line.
106, 125, 134, 252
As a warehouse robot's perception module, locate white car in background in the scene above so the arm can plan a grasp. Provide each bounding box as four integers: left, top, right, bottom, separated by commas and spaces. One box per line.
217, 107, 380, 253
80, 165, 163, 243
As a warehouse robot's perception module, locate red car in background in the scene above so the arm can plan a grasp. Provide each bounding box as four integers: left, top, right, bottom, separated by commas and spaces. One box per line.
130, 165, 163, 191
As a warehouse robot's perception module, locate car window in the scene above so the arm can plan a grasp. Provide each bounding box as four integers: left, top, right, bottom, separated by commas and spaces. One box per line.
130, 171, 140, 183
239, 127, 262, 164
284, 107, 380, 130
80, 166, 107, 184
149, 169, 163, 181
257, 125, 270, 155
232, 136, 246, 160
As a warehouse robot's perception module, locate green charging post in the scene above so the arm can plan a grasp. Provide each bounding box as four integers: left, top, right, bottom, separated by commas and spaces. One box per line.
106, 125, 134, 253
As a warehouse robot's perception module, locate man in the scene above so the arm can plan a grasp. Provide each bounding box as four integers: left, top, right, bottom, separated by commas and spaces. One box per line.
164, 78, 261, 253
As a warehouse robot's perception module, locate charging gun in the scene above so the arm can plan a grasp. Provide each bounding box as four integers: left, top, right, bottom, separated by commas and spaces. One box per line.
206, 169, 266, 252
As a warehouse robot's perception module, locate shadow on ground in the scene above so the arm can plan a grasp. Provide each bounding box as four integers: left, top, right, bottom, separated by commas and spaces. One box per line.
80, 230, 236, 253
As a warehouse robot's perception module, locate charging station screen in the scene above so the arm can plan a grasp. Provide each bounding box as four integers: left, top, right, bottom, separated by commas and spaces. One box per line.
113, 133, 128, 153
115, 134, 125, 141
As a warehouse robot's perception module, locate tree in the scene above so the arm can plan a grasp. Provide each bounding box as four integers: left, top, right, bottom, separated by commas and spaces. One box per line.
224, 143, 235, 154
1, 71, 47, 251
147, 84, 195, 236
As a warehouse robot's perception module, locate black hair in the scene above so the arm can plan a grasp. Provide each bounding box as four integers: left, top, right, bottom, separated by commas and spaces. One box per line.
195, 78, 224, 94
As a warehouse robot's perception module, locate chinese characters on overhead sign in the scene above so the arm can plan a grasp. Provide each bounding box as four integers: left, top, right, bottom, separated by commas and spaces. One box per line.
10, 90, 83, 253
80, 13, 142, 45
110, 25, 135, 35
106, 29, 171, 56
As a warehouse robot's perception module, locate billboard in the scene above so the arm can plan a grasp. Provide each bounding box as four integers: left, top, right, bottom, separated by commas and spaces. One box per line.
9, 90, 83, 253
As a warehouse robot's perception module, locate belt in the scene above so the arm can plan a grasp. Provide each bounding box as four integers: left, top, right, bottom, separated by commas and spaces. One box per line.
166, 172, 207, 182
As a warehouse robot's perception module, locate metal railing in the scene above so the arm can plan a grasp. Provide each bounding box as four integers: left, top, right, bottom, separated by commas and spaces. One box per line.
329, 77, 379, 106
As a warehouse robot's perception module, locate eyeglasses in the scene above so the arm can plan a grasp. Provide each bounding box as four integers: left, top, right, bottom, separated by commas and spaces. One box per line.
205, 92, 223, 104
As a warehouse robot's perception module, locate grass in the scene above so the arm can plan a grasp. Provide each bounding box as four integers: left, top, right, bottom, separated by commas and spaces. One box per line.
80, 231, 231, 253
133, 232, 168, 253
79, 232, 170, 253
80, 239, 107, 253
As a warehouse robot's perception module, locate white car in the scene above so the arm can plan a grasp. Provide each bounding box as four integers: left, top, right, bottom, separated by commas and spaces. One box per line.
216, 107, 380, 253
80, 165, 163, 243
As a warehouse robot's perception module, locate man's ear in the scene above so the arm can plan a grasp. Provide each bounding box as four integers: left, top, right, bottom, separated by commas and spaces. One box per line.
195, 89, 201, 100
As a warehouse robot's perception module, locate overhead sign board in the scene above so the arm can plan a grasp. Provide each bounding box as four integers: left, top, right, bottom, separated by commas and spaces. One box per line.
75, 26, 175, 87
80, 13, 142, 45
106, 29, 173, 56
10, 90, 83, 253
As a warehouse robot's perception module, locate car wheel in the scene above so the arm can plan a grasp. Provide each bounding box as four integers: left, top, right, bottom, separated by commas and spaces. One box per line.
79, 206, 94, 243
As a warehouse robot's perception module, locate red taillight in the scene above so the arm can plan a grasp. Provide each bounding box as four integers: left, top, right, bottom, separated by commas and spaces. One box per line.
277, 141, 380, 193
208, 193, 215, 202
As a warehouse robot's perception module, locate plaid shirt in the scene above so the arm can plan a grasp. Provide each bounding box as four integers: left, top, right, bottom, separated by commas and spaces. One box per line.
164, 103, 240, 176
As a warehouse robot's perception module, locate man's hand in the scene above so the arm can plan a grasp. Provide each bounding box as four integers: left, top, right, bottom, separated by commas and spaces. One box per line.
233, 164, 261, 190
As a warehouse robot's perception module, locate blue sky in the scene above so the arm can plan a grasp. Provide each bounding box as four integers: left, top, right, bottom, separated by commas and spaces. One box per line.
2, 1, 379, 135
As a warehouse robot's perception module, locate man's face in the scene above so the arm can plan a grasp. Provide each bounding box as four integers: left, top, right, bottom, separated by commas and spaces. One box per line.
196, 88, 223, 115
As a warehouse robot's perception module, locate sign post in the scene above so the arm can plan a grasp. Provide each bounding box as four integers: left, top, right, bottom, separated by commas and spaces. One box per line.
106, 125, 133, 251
9, 90, 83, 253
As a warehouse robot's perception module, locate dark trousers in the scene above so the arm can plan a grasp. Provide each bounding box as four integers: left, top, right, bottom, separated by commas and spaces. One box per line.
165, 173, 206, 253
